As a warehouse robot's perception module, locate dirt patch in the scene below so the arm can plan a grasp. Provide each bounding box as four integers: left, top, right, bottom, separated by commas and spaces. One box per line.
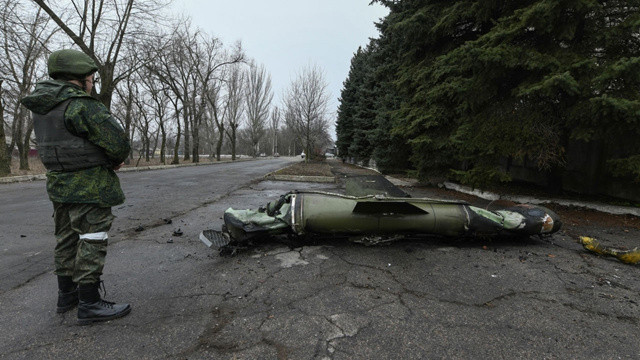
547, 204, 640, 230
2, 155, 229, 178
271, 161, 334, 177
327, 159, 379, 176
7, 157, 46, 176
412, 184, 640, 230
478, 179, 640, 208
122, 156, 227, 168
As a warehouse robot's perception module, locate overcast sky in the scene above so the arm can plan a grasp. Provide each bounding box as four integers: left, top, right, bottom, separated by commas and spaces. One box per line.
170, 0, 389, 130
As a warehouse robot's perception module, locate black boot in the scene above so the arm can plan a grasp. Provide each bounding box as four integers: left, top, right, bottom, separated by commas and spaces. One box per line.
77, 282, 131, 325
57, 275, 78, 313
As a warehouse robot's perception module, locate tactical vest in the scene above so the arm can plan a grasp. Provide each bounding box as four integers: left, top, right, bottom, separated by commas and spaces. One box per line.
33, 99, 111, 172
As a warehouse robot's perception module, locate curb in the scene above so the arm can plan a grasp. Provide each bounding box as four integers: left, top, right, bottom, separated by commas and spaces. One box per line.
385, 176, 419, 187
330, 161, 640, 217
0, 158, 257, 184
441, 181, 640, 217
0, 174, 47, 184
265, 174, 335, 183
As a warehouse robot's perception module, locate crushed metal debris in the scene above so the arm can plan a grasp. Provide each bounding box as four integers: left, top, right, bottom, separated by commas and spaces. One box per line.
579, 237, 640, 265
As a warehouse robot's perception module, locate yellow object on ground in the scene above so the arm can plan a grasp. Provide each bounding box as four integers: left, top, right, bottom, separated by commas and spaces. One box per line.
579, 236, 640, 264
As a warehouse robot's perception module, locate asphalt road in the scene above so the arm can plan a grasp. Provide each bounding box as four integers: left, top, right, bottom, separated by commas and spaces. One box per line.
1, 159, 639, 359
0, 157, 296, 294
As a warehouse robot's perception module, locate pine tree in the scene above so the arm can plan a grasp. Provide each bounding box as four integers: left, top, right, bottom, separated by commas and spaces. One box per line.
347, 46, 377, 164
428, 0, 640, 188
339, 0, 640, 190
336, 47, 367, 159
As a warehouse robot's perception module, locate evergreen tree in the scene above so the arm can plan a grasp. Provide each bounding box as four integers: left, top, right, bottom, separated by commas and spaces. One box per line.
427, 0, 640, 188
369, 13, 412, 173
369, 1, 504, 179
347, 46, 378, 165
338, 0, 640, 191
336, 47, 366, 159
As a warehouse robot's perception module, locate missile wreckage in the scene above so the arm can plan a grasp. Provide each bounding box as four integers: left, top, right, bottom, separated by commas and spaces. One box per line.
579, 236, 640, 264
200, 189, 562, 256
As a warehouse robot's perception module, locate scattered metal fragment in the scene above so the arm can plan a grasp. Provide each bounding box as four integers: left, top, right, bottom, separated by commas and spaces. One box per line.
200, 190, 562, 256
167, 239, 174, 244
135, 225, 144, 232
163, 218, 173, 224
199, 229, 231, 248
579, 237, 640, 264
173, 228, 183, 236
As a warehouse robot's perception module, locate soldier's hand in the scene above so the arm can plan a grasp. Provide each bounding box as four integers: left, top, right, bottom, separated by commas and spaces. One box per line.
113, 162, 124, 171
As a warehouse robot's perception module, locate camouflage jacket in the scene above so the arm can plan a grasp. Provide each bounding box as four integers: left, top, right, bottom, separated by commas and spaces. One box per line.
21, 80, 131, 207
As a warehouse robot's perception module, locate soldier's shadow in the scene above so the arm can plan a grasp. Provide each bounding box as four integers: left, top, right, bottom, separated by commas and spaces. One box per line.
222, 233, 550, 257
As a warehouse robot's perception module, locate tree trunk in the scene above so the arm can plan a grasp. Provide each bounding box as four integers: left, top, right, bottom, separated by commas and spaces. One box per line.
159, 124, 166, 164
183, 109, 191, 161
192, 125, 199, 163
128, 127, 136, 163
0, 82, 10, 176
160, 137, 166, 164
231, 126, 237, 161
97, 67, 115, 110
171, 103, 181, 165
272, 131, 276, 155
150, 128, 159, 160
122, 90, 134, 165
16, 141, 28, 170
305, 130, 311, 163
22, 119, 33, 169
172, 133, 181, 164
231, 135, 236, 160
16, 114, 31, 170
216, 124, 224, 161
145, 133, 150, 162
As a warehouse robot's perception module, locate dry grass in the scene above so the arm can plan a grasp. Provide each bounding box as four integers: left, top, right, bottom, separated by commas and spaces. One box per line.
122, 155, 224, 168
327, 159, 379, 176
8, 157, 46, 176
2, 155, 228, 177
272, 161, 334, 177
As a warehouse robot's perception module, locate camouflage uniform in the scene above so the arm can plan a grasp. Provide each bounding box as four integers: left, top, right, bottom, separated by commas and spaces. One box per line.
22, 80, 130, 285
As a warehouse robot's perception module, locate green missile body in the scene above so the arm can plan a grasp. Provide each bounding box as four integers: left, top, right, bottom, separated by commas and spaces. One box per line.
202, 191, 562, 253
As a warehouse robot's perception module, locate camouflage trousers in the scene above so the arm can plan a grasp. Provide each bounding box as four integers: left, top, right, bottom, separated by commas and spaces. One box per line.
52, 202, 115, 285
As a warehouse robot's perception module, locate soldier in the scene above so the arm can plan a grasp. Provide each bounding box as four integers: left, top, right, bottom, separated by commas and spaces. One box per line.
21, 49, 132, 325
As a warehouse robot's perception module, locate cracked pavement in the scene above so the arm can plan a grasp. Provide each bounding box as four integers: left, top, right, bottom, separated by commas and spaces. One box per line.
1, 167, 640, 359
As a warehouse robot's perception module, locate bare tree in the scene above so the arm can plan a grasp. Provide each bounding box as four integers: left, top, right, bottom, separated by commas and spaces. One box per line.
32, 0, 169, 109
138, 26, 185, 164
143, 21, 243, 164
1, 0, 57, 170
224, 64, 245, 160
244, 63, 273, 157
283, 64, 331, 161
203, 67, 225, 161
185, 36, 207, 163
278, 122, 299, 156
150, 21, 198, 163
113, 75, 137, 163
130, 81, 154, 163
190, 36, 244, 162
166, 92, 182, 164
142, 70, 170, 164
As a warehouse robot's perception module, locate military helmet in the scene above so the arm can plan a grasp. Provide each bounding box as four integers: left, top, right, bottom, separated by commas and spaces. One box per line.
48, 49, 98, 79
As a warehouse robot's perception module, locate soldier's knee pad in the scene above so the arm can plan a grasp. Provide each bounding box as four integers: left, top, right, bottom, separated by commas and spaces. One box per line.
78, 232, 109, 250
79, 232, 109, 242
